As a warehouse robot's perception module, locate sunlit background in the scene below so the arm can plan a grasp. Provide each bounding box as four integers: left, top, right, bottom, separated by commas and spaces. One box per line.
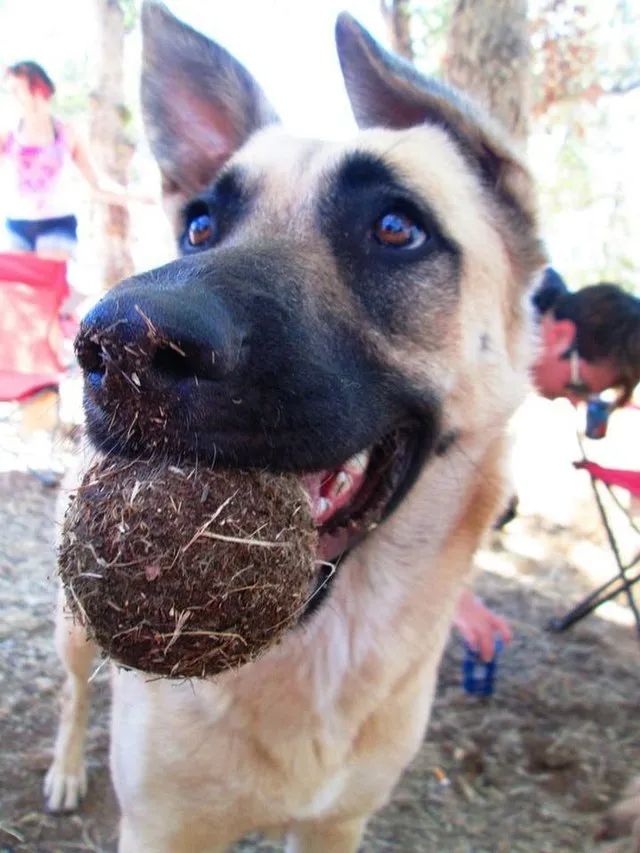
1, 0, 639, 292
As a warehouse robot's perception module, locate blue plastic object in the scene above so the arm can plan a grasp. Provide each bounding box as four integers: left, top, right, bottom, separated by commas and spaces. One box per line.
585, 396, 611, 440
462, 637, 503, 696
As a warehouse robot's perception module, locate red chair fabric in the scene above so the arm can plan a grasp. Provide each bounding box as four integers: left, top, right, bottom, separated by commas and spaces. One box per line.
574, 461, 640, 498
550, 453, 640, 635
0, 252, 69, 401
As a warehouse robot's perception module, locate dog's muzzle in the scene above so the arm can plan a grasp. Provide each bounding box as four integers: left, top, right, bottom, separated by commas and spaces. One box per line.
76, 261, 439, 576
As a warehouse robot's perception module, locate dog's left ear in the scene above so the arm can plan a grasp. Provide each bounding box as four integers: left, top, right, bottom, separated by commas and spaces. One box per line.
141, 1, 279, 209
335, 13, 534, 217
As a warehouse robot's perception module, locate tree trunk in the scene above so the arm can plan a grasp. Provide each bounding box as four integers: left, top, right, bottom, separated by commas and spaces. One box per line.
444, 0, 530, 139
90, 0, 134, 289
380, 0, 415, 62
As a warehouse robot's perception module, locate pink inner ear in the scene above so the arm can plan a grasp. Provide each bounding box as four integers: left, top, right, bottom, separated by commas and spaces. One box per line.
165, 85, 244, 195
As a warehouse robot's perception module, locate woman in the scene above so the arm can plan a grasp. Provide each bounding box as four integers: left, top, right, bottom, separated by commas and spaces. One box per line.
0, 61, 150, 486
1, 60, 142, 260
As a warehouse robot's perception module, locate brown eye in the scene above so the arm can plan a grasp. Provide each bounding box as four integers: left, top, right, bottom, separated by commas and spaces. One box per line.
187, 213, 213, 247
372, 212, 426, 249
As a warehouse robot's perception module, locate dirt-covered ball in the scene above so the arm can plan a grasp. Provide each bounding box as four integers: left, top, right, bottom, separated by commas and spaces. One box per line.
59, 459, 318, 678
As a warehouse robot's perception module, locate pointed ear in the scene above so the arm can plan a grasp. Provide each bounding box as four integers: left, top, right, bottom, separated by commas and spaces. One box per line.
335, 13, 535, 218
141, 1, 279, 209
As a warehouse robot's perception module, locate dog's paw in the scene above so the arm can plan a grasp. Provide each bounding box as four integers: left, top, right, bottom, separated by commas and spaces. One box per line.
43, 760, 88, 812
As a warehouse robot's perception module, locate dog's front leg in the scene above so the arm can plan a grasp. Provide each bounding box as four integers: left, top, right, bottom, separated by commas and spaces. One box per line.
286, 816, 367, 853
44, 587, 96, 811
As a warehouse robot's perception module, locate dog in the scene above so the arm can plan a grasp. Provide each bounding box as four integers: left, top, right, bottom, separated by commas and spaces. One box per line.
45, 3, 544, 850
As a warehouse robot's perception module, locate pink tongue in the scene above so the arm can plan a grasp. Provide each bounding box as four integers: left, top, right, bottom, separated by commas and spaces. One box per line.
301, 466, 366, 526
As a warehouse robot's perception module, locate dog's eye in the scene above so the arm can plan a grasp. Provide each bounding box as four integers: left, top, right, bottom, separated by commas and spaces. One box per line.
187, 213, 214, 248
372, 212, 426, 249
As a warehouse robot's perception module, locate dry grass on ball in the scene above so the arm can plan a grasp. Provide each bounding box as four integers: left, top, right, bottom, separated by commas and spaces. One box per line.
59, 459, 318, 678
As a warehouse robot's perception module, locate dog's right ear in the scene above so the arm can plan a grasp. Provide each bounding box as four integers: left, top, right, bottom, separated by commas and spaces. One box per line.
141, 2, 278, 210
335, 14, 538, 226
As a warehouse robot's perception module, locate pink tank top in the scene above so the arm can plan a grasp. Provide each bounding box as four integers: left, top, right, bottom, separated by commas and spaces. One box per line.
3, 120, 76, 220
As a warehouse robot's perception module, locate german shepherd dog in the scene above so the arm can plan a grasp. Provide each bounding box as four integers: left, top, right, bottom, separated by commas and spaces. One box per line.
45, 3, 544, 850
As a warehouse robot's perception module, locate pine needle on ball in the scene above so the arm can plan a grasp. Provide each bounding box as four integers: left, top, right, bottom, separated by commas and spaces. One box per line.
59, 459, 318, 678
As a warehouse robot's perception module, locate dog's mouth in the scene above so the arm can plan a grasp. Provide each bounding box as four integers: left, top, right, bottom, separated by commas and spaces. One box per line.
295, 424, 427, 613
78, 318, 434, 608
301, 424, 426, 562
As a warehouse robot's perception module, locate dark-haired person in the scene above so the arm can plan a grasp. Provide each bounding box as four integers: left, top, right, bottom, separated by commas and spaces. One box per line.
532, 274, 640, 406
454, 270, 640, 660
1, 60, 149, 261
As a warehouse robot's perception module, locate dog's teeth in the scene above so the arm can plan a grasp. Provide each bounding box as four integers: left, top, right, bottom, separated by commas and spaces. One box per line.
344, 450, 370, 474
329, 471, 351, 498
316, 497, 330, 516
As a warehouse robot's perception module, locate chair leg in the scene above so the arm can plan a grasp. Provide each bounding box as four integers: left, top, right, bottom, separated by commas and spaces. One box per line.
548, 566, 640, 635
19, 386, 64, 487
549, 469, 640, 636
20, 386, 60, 434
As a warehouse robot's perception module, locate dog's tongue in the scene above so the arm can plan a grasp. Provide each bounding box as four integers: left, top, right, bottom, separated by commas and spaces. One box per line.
301, 450, 370, 527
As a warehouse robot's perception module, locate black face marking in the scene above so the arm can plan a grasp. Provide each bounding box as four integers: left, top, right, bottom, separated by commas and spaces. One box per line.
179, 166, 253, 254
434, 429, 459, 456
78, 243, 441, 474
318, 152, 461, 337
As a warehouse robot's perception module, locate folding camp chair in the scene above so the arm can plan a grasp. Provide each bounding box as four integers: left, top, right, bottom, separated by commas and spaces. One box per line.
0, 252, 74, 483
548, 451, 640, 637
0, 251, 70, 403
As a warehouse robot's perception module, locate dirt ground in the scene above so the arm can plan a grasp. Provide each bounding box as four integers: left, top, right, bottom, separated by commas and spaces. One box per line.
1, 404, 639, 853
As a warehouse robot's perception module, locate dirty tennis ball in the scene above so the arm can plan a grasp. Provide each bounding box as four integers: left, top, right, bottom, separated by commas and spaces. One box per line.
58, 458, 318, 678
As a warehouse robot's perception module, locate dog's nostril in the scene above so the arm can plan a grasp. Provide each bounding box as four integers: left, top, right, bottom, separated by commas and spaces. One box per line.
76, 339, 104, 375
152, 344, 195, 381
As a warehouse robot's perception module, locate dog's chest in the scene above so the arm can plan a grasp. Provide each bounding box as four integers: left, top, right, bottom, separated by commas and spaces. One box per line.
293, 769, 348, 820
112, 663, 422, 819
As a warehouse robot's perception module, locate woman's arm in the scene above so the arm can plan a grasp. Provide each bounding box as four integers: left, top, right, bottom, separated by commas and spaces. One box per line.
67, 124, 153, 206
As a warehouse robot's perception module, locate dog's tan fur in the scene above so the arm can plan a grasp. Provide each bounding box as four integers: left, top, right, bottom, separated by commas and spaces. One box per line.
46, 7, 545, 851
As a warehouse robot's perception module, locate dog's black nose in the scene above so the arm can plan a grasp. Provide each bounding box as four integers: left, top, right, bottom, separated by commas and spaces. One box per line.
76, 281, 247, 397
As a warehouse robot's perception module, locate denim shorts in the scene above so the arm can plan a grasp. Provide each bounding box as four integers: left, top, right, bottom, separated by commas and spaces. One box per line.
6, 215, 78, 255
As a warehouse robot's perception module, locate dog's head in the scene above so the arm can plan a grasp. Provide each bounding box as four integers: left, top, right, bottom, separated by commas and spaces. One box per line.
77, 3, 544, 563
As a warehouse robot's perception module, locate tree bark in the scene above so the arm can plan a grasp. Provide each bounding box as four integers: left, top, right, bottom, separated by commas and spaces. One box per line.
380, 0, 415, 62
444, 0, 530, 139
90, 0, 134, 289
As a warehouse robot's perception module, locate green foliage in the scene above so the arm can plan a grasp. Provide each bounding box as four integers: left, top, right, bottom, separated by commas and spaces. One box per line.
119, 0, 138, 33
406, 0, 640, 290
54, 57, 93, 121
407, 0, 454, 76
529, 0, 640, 291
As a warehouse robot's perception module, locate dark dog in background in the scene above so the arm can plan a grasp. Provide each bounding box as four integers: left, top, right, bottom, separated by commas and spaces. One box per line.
45, 3, 544, 850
